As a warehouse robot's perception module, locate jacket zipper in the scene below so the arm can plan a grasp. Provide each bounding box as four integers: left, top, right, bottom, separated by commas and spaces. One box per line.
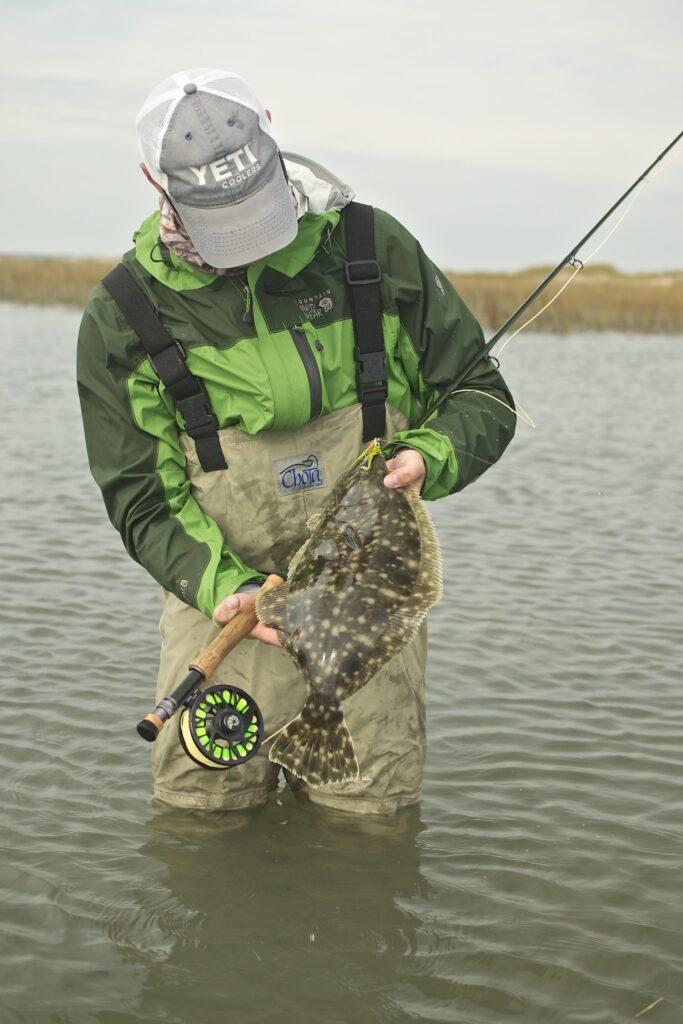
289, 326, 323, 419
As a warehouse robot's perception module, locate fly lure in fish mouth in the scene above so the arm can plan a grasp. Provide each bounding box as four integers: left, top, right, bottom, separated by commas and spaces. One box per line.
347, 437, 384, 472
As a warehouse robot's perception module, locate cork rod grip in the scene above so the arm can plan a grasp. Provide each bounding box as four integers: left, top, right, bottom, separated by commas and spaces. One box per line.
189, 573, 284, 679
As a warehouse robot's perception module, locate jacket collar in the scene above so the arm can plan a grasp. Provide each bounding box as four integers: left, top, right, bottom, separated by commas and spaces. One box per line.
134, 207, 341, 291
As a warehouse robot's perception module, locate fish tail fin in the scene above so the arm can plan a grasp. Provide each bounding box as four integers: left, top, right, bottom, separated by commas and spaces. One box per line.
268, 697, 358, 786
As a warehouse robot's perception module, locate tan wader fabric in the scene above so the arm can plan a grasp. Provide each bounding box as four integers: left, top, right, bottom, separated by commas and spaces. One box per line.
152, 403, 428, 815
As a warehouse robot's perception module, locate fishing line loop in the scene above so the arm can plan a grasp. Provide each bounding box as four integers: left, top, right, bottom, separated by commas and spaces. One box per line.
495, 262, 583, 357
448, 388, 536, 429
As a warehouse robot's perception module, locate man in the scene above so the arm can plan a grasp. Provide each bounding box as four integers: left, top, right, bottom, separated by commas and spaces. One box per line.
77, 68, 516, 815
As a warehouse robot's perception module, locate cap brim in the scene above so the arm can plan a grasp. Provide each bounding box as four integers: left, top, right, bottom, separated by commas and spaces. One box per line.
175, 161, 298, 269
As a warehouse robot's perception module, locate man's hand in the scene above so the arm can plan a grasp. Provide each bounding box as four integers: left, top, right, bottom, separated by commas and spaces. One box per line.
213, 591, 283, 647
384, 448, 426, 493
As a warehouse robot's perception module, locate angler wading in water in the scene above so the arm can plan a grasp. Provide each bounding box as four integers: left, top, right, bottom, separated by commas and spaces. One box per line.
77, 68, 517, 815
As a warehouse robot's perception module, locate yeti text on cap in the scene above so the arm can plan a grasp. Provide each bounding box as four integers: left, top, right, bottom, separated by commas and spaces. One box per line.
190, 145, 262, 189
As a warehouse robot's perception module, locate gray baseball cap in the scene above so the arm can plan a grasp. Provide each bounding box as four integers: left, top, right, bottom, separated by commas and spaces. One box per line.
136, 69, 298, 268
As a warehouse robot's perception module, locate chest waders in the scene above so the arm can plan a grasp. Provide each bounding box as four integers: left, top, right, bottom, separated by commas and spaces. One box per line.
102, 205, 428, 815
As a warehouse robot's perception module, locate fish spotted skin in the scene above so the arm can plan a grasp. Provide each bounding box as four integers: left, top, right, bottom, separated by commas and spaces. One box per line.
256, 443, 442, 786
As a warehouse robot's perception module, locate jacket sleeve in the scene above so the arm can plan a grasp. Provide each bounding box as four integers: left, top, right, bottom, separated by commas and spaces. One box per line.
375, 209, 517, 500
76, 285, 264, 617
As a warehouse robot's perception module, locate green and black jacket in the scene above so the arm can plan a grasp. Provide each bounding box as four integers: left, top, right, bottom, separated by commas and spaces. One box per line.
77, 182, 516, 618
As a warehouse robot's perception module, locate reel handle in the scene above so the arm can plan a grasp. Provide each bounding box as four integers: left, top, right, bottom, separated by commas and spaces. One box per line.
136, 573, 284, 742
188, 573, 284, 678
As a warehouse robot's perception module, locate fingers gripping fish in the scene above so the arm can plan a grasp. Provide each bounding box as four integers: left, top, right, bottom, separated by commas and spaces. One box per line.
255, 440, 443, 786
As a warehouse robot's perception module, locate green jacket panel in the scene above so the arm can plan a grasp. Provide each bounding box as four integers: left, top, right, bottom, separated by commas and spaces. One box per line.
77, 205, 516, 617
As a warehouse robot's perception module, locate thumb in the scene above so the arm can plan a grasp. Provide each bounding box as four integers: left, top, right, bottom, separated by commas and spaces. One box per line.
213, 593, 242, 625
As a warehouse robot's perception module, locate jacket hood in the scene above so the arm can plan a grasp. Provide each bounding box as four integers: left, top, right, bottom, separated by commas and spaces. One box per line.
283, 152, 355, 215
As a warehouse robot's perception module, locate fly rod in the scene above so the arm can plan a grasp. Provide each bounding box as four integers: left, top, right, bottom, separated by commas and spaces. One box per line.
416, 129, 683, 427
136, 573, 284, 768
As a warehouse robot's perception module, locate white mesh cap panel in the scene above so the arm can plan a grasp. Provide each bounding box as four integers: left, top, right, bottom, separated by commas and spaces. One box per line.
137, 95, 178, 186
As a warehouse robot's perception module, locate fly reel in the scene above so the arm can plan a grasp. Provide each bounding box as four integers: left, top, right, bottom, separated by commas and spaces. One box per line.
178, 684, 263, 770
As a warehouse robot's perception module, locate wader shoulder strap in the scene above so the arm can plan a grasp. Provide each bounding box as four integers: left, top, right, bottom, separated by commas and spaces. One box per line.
101, 263, 227, 472
344, 203, 387, 442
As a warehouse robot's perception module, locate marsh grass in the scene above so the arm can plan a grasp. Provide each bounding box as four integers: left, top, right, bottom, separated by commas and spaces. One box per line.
0, 255, 116, 308
1, 254, 682, 333
447, 264, 683, 334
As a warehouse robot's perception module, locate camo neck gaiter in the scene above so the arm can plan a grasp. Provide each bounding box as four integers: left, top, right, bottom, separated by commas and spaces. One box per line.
158, 196, 237, 276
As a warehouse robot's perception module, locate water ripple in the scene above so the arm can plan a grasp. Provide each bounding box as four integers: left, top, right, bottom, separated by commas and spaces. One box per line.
1, 309, 682, 1023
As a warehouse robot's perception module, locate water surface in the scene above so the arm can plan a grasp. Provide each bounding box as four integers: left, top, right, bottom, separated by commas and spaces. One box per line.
1, 304, 681, 1023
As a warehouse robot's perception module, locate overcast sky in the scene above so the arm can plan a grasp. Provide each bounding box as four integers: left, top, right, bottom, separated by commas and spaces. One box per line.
2, 0, 681, 271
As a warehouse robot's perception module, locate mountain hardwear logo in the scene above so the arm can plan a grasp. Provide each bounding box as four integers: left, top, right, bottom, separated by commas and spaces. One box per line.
274, 452, 325, 495
297, 289, 333, 321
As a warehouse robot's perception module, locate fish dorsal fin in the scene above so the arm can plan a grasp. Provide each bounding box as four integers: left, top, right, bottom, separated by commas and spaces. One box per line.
402, 485, 443, 610
255, 581, 291, 636
256, 581, 306, 668
343, 489, 443, 698
306, 511, 323, 534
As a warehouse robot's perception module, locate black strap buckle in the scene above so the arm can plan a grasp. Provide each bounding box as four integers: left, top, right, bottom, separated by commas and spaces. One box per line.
354, 348, 387, 387
176, 389, 219, 436
345, 259, 382, 286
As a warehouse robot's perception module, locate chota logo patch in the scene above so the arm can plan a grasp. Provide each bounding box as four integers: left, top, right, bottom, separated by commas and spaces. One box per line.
274, 452, 325, 495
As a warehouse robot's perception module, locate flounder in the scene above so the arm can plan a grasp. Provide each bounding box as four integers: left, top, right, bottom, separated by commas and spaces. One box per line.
255, 440, 442, 786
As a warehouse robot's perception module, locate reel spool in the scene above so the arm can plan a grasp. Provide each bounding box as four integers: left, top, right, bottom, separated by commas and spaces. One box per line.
178, 684, 263, 770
